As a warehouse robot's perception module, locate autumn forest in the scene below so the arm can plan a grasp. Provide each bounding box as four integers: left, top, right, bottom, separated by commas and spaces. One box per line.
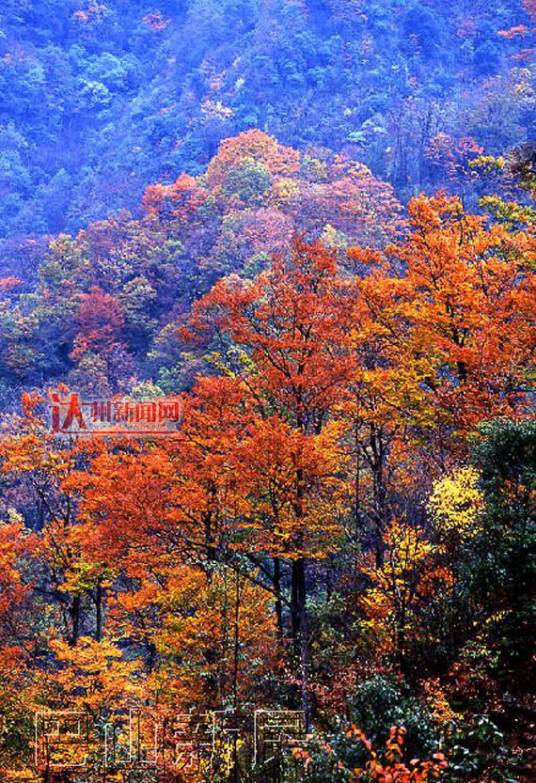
0, 2, 535, 782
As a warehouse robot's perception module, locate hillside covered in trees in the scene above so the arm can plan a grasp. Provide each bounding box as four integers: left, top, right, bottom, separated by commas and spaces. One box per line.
0, 0, 534, 239
0, 2, 534, 783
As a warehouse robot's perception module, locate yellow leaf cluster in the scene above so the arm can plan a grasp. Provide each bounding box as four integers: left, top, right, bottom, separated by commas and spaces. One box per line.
428, 467, 484, 538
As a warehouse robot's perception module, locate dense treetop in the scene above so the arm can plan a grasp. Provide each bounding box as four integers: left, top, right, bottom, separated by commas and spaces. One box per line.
0, 129, 408, 401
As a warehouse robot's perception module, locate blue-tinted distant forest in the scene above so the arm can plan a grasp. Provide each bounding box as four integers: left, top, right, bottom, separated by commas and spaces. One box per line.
0, 4, 534, 783
0, 0, 534, 238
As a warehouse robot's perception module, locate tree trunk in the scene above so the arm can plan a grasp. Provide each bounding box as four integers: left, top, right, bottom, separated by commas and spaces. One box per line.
69, 593, 81, 646
291, 557, 310, 728
95, 580, 103, 642
273, 557, 284, 642
232, 571, 241, 709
